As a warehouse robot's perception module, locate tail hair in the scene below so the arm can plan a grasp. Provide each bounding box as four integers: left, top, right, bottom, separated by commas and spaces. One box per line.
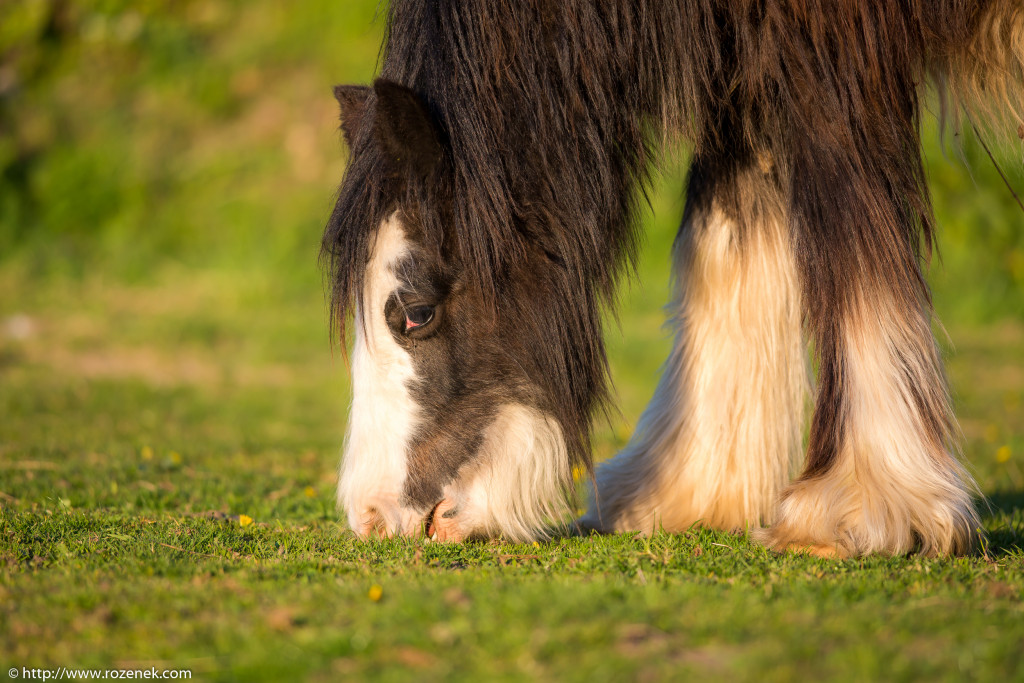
930, 1, 1024, 145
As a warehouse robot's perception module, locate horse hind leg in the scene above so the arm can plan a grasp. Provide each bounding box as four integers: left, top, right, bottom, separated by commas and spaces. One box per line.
580, 153, 807, 535
754, 103, 982, 556
758, 243, 981, 557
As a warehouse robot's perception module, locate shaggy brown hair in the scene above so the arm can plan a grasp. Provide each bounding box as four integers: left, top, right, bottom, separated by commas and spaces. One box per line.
321, 0, 1022, 488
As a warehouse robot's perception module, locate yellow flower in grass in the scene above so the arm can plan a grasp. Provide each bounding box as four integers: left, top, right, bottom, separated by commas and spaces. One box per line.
368, 584, 383, 601
238, 514, 254, 527
304, 486, 316, 498
996, 446, 1011, 464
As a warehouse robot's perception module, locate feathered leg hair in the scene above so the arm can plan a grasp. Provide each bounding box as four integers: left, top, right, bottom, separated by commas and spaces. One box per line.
754, 1, 1021, 556
581, 144, 806, 535
586, 0, 1023, 555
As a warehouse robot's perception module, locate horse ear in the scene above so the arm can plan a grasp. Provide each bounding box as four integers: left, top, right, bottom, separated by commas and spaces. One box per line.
333, 85, 371, 146
372, 79, 444, 178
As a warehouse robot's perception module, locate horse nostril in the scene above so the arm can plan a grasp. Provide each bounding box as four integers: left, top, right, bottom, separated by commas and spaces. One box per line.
426, 499, 464, 542
424, 501, 443, 537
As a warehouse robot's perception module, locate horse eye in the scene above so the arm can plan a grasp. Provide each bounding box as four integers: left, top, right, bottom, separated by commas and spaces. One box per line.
404, 305, 434, 331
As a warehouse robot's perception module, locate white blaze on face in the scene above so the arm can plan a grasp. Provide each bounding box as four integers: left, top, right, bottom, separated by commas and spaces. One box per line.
336, 215, 575, 542
337, 214, 423, 537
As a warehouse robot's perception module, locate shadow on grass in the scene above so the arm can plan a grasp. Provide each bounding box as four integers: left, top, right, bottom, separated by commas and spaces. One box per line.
982, 489, 1024, 556
987, 490, 1024, 514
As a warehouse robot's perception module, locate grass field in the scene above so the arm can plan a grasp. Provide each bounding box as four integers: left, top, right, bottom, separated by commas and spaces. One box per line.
2, 2, 1023, 681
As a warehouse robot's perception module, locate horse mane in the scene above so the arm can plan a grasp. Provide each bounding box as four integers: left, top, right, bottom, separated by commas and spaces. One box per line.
321, 0, 1023, 470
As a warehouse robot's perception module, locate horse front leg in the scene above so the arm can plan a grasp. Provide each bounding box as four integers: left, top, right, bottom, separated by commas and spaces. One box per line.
581, 154, 806, 535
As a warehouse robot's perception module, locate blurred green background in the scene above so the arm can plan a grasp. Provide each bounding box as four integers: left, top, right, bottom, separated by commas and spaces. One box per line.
3, 0, 1023, 302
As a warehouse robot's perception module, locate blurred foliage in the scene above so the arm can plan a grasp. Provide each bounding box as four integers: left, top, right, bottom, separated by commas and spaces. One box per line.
0, 0, 1020, 321
0, 0, 381, 281
925, 125, 1024, 323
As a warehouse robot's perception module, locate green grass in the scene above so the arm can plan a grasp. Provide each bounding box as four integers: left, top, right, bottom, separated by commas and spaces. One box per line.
2, 2, 1024, 681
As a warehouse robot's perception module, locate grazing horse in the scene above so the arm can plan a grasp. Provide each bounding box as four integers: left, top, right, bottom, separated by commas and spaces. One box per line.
322, 1, 1023, 556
